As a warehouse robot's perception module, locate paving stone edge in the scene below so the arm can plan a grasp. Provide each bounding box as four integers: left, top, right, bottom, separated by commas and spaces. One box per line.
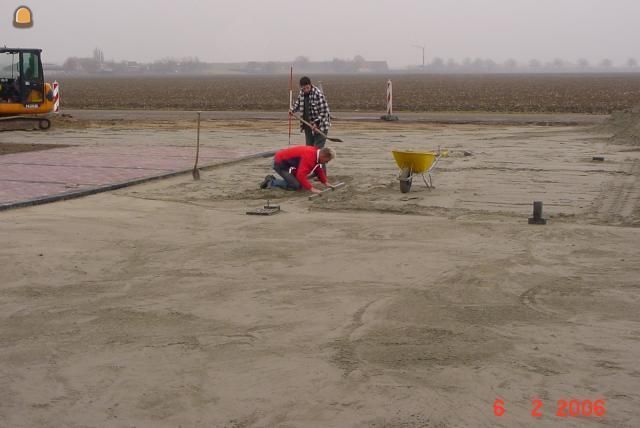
0, 150, 276, 212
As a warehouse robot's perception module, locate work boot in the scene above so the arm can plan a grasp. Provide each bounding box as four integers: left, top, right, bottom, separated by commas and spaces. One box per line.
260, 175, 275, 189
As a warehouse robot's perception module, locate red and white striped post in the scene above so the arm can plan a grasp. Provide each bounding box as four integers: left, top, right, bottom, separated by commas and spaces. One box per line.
52, 81, 60, 113
380, 79, 399, 121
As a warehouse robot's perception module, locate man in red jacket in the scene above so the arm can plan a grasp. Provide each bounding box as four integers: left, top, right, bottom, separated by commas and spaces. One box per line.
261, 146, 336, 194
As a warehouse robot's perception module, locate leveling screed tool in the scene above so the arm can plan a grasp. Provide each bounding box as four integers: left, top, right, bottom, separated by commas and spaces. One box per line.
308, 182, 346, 200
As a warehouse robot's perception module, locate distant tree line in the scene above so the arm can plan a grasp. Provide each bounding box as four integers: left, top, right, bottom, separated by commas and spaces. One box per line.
58, 52, 389, 75
411, 57, 639, 73
54, 48, 639, 75
62, 55, 208, 75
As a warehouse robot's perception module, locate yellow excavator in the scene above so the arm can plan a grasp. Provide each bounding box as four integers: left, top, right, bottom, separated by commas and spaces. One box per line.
0, 47, 57, 130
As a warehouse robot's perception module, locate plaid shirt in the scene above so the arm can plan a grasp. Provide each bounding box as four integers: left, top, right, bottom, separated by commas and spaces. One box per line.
291, 86, 331, 134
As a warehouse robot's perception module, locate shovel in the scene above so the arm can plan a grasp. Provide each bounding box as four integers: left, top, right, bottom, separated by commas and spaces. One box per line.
192, 112, 201, 180
289, 112, 343, 142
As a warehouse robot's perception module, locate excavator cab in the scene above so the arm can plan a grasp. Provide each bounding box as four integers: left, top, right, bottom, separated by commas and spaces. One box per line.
0, 48, 55, 129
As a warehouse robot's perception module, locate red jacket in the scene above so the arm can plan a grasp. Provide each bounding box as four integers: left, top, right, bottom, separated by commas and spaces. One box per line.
273, 145, 327, 190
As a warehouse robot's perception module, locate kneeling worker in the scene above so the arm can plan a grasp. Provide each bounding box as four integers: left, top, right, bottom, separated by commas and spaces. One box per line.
261, 146, 336, 194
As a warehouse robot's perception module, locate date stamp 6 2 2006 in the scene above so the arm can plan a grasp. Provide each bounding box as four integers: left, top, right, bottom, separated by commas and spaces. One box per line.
494, 399, 606, 418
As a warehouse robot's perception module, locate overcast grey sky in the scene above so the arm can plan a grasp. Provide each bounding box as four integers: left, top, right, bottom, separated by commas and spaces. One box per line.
2, 0, 639, 67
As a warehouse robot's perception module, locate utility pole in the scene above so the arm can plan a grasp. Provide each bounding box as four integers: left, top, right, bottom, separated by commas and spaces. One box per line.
413, 45, 425, 69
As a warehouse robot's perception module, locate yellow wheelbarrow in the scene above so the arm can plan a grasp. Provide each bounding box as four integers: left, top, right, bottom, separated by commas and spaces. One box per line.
391, 149, 447, 193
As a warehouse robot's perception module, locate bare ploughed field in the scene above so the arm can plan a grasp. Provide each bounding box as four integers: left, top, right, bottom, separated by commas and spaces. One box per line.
58, 73, 640, 113
1, 102, 640, 427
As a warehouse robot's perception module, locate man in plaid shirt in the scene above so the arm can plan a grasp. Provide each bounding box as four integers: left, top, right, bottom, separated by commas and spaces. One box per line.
289, 76, 332, 148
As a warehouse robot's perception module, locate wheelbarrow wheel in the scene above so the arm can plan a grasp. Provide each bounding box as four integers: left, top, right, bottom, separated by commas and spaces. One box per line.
399, 168, 412, 193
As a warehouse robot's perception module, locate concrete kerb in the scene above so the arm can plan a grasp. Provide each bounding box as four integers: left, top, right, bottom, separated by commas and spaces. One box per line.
0, 150, 276, 212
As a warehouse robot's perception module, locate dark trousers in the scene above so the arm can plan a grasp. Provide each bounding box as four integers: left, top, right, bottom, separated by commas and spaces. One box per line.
272, 162, 324, 191
304, 128, 328, 173
304, 127, 327, 148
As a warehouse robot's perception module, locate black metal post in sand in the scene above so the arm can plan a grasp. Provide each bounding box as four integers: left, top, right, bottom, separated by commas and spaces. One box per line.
528, 201, 547, 225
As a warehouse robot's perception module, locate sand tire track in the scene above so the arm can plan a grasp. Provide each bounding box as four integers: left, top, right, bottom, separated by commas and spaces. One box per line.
589, 160, 640, 226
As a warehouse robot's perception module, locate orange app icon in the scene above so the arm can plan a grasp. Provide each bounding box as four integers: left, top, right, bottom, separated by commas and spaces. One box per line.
13, 5, 33, 28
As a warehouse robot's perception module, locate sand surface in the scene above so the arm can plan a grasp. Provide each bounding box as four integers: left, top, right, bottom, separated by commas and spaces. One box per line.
1, 114, 639, 427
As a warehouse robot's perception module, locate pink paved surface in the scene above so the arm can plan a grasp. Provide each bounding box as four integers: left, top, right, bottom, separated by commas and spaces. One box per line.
0, 143, 261, 206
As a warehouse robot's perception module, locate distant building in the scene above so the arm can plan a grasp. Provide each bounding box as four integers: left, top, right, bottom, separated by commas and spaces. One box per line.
243, 60, 389, 74
357, 61, 388, 73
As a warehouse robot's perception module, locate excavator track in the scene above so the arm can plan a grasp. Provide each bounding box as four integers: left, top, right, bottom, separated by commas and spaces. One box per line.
0, 115, 50, 131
